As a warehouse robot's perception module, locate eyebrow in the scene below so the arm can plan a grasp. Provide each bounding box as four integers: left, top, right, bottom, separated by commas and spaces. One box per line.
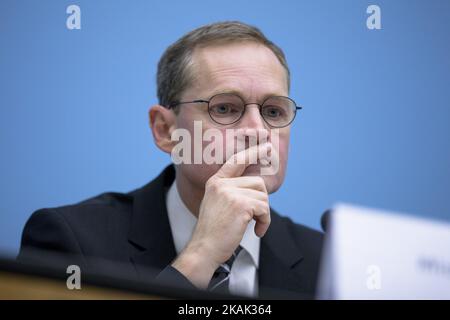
206, 89, 287, 103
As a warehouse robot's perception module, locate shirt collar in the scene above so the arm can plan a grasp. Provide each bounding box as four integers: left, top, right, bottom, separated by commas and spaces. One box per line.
166, 179, 260, 268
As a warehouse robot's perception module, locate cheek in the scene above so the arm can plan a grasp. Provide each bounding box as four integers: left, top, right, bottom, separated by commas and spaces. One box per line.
268, 126, 290, 164
264, 129, 290, 192
276, 134, 290, 165
173, 118, 223, 187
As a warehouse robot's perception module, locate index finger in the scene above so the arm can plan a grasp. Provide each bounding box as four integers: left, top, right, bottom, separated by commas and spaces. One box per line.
212, 142, 271, 179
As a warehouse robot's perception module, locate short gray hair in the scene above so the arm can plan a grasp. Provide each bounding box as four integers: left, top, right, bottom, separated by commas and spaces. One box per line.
156, 21, 290, 109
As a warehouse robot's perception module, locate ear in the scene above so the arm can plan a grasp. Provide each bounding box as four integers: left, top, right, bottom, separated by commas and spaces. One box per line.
149, 105, 177, 154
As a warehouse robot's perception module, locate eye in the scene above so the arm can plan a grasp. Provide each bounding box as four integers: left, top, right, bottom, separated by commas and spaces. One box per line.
210, 103, 240, 116
262, 106, 285, 118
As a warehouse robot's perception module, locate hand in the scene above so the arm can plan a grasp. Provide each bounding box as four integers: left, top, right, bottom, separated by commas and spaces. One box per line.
171, 142, 272, 288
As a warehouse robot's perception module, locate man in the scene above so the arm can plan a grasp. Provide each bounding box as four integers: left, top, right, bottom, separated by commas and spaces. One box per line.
18, 21, 323, 298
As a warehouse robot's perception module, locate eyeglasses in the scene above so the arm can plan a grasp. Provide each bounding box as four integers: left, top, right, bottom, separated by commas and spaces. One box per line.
168, 93, 302, 128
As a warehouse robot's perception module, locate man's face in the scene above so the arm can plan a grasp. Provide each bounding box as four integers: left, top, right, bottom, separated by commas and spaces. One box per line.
174, 41, 291, 194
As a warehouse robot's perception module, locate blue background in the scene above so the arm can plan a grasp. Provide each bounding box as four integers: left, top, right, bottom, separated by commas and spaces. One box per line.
1, 0, 449, 256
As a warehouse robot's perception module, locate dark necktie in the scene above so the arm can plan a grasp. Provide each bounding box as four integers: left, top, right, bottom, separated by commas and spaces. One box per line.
208, 246, 243, 294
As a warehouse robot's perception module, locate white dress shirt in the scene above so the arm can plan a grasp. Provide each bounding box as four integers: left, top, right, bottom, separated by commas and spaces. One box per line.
166, 180, 260, 297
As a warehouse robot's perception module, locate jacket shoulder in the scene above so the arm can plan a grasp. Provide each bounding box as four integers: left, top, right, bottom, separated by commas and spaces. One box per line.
19, 190, 135, 260
40, 191, 133, 226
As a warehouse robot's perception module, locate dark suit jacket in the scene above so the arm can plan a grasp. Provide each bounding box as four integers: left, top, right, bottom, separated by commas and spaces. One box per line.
18, 165, 323, 298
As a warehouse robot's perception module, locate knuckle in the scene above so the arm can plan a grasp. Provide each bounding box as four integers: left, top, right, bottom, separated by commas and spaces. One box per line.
265, 206, 271, 219
206, 178, 221, 193
223, 190, 234, 202
259, 203, 270, 217
256, 176, 266, 190
242, 211, 253, 223
265, 204, 271, 215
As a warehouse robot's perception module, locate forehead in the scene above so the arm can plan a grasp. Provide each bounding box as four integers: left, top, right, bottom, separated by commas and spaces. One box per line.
187, 42, 288, 101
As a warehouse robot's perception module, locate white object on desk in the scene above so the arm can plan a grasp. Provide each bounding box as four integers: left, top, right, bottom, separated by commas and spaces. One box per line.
317, 203, 450, 299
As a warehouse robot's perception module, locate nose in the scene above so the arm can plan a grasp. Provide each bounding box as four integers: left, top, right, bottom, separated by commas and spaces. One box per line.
236, 104, 270, 149
239, 104, 267, 130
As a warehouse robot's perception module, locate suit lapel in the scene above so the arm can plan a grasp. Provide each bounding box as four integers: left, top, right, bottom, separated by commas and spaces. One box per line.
128, 165, 178, 276
259, 209, 312, 297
